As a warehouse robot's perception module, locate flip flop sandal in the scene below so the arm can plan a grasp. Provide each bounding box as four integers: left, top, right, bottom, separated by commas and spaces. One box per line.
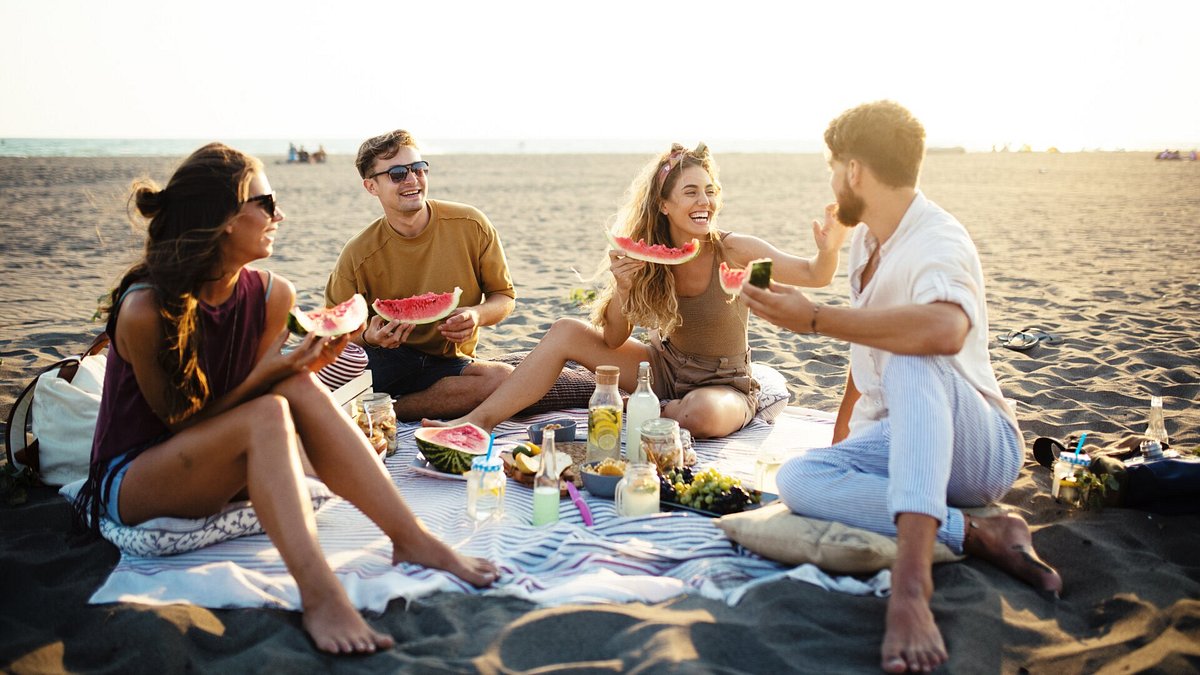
1031, 437, 1068, 468
1025, 330, 1064, 345
998, 330, 1039, 351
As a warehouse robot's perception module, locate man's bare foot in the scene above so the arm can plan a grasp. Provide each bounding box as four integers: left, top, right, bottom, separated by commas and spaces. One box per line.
302, 591, 395, 655
394, 536, 500, 588
881, 592, 947, 672
963, 512, 1062, 596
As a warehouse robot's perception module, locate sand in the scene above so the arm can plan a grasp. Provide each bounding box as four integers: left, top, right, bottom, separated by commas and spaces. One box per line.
1, 151, 1198, 672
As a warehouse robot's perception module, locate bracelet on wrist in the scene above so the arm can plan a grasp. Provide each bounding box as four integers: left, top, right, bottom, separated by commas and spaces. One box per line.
362, 332, 377, 348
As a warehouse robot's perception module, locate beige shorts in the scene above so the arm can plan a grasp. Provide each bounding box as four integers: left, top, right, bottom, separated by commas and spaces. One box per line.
647, 334, 760, 428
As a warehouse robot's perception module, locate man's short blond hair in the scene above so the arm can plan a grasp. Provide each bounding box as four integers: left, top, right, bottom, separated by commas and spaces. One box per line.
824, 101, 925, 188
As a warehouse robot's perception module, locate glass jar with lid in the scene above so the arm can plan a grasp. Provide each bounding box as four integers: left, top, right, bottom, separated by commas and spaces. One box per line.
353, 392, 397, 456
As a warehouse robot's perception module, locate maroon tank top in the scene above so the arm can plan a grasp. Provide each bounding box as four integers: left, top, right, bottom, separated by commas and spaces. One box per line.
89, 268, 269, 465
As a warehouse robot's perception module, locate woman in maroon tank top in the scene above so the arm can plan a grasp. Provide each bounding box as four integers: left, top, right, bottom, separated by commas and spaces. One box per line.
75, 143, 497, 655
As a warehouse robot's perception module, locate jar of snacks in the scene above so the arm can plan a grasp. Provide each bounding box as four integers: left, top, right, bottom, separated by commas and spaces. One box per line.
354, 393, 397, 456
640, 418, 683, 474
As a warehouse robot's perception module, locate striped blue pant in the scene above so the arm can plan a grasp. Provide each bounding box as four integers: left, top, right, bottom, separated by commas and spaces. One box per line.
776, 355, 1021, 553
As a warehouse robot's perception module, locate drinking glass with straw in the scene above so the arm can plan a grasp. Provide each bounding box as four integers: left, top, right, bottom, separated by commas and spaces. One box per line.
467, 433, 505, 523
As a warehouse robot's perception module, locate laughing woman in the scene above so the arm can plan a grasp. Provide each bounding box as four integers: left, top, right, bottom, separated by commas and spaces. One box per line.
72, 143, 497, 654
430, 142, 847, 438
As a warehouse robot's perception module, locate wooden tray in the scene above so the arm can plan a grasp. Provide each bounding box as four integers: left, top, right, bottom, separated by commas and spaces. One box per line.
500, 441, 586, 496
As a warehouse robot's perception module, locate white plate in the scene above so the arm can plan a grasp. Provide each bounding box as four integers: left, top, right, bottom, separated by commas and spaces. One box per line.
409, 455, 468, 481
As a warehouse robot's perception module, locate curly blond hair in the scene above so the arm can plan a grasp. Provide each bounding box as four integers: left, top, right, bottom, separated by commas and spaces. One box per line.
591, 143, 721, 336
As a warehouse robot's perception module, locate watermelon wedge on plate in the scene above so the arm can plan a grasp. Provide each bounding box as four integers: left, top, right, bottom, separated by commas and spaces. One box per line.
373, 287, 463, 325
288, 294, 368, 337
605, 230, 701, 265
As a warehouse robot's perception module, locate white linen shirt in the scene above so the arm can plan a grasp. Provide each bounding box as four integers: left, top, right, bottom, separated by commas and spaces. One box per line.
846, 191, 1019, 437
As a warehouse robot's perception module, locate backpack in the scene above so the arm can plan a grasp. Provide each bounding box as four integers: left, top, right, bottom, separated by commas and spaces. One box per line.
4, 333, 109, 486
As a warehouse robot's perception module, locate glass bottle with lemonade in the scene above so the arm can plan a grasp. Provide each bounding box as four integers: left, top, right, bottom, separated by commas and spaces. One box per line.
531, 429, 561, 526
586, 365, 622, 465
624, 361, 659, 464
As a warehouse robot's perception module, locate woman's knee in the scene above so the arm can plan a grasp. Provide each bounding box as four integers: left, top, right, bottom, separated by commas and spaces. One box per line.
244, 393, 295, 438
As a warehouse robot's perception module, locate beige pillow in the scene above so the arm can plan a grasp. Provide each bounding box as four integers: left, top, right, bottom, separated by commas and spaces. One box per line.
718, 502, 963, 574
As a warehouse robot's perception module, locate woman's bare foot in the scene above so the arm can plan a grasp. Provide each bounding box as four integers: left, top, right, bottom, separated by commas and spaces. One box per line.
963, 512, 1062, 596
302, 590, 395, 655
881, 590, 947, 673
394, 535, 500, 588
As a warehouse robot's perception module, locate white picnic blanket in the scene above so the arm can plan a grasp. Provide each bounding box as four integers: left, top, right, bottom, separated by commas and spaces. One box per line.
87, 407, 888, 611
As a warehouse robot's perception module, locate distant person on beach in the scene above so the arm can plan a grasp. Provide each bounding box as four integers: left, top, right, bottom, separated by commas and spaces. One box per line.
313, 144, 327, 163
739, 101, 1062, 673
325, 129, 516, 421
298, 145, 310, 163
426, 142, 846, 439
288, 142, 298, 163
72, 142, 497, 655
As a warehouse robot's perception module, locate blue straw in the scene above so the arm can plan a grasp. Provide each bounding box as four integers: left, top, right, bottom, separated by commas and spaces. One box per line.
1074, 432, 1087, 457
485, 433, 495, 461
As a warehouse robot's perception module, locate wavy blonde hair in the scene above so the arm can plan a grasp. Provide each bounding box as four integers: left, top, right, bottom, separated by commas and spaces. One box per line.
590, 143, 722, 336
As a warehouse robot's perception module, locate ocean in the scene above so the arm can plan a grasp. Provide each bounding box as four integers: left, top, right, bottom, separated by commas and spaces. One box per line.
0, 137, 823, 158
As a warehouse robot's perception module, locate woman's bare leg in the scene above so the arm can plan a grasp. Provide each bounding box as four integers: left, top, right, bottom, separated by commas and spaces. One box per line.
270, 373, 498, 587
662, 385, 754, 439
426, 318, 652, 433
118, 395, 393, 654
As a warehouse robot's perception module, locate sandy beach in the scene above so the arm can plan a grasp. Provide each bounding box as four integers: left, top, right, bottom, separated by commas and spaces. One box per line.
2, 151, 1198, 673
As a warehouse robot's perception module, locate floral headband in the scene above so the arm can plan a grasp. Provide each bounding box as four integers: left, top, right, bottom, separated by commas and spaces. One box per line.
657, 142, 708, 189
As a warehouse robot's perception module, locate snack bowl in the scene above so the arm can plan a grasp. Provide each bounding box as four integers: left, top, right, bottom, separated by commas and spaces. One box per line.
580, 460, 624, 499
527, 418, 577, 444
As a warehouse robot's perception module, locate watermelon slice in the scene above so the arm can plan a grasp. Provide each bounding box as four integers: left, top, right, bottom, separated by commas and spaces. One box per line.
717, 259, 772, 297
414, 422, 490, 474
288, 294, 368, 337
605, 229, 701, 265
373, 287, 463, 325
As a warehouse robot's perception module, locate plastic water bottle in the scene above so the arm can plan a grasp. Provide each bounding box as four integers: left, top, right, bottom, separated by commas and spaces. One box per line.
531, 429, 561, 526
624, 362, 659, 464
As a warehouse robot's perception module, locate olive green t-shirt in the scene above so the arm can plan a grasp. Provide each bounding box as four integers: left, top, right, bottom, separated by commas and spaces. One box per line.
325, 199, 515, 359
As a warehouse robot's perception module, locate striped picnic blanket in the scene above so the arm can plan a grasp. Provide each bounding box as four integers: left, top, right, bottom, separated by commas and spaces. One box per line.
87, 407, 870, 612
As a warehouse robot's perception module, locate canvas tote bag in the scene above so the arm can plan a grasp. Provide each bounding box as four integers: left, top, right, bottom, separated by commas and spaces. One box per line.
5, 333, 109, 486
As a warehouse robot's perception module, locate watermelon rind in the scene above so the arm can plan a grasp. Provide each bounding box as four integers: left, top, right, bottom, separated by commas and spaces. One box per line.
414, 422, 490, 474
605, 230, 701, 265
748, 259, 773, 289
288, 294, 368, 337
373, 287, 463, 325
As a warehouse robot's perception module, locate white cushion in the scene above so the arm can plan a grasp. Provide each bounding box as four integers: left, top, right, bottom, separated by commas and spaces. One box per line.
752, 363, 791, 423
60, 477, 334, 557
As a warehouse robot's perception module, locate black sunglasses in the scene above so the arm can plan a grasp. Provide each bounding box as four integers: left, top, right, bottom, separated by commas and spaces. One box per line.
368, 161, 430, 183
245, 192, 277, 218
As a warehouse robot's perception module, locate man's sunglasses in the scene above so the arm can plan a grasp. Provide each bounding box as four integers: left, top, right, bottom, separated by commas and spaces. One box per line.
368, 161, 430, 183
245, 192, 277, 218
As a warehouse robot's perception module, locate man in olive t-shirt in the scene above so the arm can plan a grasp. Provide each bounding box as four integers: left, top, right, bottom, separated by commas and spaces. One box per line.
325, 129, 515, 421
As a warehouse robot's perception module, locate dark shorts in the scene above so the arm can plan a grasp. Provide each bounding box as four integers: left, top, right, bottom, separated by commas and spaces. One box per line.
366, 344, 473, 396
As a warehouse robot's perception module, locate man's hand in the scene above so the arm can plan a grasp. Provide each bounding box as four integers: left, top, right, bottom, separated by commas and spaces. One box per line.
740, 281, 818, 334
362, 315, 416, 348
813, 202, 850, 253
438, 308, 479, 344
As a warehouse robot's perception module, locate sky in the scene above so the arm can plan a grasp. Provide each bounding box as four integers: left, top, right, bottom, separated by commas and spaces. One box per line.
2, 0, 1197, 151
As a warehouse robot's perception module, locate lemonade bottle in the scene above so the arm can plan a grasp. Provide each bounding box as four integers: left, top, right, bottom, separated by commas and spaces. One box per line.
586, 365, 622, 465
531, 429, 561, 526
624, 361, 659, 464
